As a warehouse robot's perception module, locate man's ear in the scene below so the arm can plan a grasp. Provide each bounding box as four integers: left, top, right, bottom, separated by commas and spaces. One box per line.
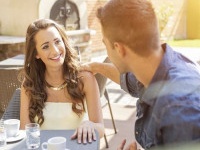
113, 42, 126, 57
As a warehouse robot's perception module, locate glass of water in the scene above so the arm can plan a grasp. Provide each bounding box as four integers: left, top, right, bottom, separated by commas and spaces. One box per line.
0, 127, 6, 147
25, 123, 40, 149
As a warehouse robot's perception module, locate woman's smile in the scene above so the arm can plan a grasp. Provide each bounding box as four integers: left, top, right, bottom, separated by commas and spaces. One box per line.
50, 54, 62, 61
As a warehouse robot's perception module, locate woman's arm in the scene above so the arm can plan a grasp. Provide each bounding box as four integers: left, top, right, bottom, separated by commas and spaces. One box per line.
71, 71, 104, 143
20, 85, 31, 129
83, 71, 104, 136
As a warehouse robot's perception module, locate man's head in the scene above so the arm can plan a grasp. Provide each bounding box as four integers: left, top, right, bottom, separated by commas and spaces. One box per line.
97, 0, 160, 57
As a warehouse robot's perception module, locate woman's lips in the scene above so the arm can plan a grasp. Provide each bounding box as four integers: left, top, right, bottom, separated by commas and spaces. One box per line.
50, 54, 61, 60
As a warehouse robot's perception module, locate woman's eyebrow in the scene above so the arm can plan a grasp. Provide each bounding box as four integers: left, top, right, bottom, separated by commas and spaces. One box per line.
41, 42, 49, 47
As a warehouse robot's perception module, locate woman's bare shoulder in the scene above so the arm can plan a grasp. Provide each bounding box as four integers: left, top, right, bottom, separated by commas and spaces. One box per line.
78, 71, 95, 80
78, 71, 96, 87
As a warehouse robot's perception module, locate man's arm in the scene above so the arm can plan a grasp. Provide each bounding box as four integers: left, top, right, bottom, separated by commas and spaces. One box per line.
81, 62, 120, 84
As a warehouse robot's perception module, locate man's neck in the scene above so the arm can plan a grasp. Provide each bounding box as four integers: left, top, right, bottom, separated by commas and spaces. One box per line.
128, 47, 164, 88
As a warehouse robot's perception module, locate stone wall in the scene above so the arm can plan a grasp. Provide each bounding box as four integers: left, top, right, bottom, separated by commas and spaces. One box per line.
0, 0, 107, 62
0, 43, 25, 61
151, 0, 187, 40
86, 0, 107, 57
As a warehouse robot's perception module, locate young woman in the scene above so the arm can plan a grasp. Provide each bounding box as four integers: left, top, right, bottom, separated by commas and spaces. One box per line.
20, 19, 104, 143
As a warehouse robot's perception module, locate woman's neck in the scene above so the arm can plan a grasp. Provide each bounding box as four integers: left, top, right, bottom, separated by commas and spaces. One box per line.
45, 68, 64, 86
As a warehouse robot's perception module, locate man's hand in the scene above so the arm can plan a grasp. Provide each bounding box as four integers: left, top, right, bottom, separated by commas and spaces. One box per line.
117, 139, 137, 150
80, 61, 120, 84
79, 62, 96, 74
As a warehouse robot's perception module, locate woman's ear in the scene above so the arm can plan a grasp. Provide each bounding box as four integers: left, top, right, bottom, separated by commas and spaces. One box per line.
113, 42, 126, 57
35, 54, 40, 59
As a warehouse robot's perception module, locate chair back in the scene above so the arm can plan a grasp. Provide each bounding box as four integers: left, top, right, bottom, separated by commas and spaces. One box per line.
2, 88, 21, 120
94, 57, 110, 97
94, 57, 117, 148
0, 68, 21, 118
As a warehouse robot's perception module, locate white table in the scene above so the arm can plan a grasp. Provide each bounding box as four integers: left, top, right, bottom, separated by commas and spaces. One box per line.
0, 54, 24, 68
6, 130, 99, 150
0, 36, 25, 45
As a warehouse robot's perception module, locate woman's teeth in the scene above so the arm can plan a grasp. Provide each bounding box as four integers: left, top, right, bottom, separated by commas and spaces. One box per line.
51, 55, 60, 60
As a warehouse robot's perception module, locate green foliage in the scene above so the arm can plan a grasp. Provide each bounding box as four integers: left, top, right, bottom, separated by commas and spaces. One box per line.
155, 2, 174, 32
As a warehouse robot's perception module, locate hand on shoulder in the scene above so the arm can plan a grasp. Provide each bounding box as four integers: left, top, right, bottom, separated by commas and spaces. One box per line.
79, 62, 93, 73
78, 71, 97, 87
78, 70, 95, 79
79, 62, 100, 75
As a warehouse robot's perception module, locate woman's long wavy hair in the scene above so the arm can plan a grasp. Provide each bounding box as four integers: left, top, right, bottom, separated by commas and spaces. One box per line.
21, 19, 85, 126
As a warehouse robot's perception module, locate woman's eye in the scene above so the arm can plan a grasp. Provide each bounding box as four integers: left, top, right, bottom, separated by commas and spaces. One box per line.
42, 45, 49, 50
55, 40, 61, 45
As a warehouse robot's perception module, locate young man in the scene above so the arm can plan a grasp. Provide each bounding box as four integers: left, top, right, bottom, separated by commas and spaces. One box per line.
82, 0, 200, 149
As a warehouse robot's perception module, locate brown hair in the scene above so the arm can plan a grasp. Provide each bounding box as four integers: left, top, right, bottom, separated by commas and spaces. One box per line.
97, 0, 160, 56
21, 19, 85, 125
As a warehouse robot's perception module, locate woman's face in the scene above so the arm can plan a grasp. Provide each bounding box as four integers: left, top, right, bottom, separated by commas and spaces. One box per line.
35, 26, 66, 69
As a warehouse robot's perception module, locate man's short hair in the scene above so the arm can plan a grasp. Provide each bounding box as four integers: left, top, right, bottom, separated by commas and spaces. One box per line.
97, 0, 160, 56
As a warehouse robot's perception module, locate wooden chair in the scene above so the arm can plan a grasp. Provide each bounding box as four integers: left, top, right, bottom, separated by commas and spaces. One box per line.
0, 68, 21, 119
95, 57, 117, 148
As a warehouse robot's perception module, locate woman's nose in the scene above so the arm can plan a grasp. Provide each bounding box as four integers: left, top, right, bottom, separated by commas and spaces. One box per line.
51, 44, 59, 53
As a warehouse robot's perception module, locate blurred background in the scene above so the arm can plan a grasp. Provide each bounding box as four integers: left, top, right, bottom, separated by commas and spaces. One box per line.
0, 0, 200, 62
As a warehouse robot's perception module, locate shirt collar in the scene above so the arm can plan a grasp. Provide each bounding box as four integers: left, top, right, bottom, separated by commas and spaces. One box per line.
141, 43, 174, 106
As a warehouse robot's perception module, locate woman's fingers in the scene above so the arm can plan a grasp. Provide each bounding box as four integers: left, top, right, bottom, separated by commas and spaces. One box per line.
77, 127, 83, 143
82, 126, 88, 143
87, 127, 92, 143
71, 121, 97, 143
82, 126, 96, 143
92, 128, 96, 141
70, 129, 78, 140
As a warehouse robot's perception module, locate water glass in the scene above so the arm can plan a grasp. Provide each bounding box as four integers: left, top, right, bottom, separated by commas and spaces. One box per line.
25, 123, 40, 149
0, 127, 6, 147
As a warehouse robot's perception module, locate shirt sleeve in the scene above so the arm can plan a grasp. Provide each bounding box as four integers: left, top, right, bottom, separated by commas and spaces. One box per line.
120, 72, 144, 98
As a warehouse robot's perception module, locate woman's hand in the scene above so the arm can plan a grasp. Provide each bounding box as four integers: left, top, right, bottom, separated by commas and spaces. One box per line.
71, 121, 97, 144
117, 139, 137, 150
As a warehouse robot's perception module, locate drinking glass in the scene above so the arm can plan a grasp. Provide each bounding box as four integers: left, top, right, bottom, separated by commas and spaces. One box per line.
0, 127, 6, 147
25, 123, 40, 149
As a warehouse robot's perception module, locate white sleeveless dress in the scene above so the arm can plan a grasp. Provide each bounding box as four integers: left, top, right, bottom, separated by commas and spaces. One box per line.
35, 102, 89, 130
